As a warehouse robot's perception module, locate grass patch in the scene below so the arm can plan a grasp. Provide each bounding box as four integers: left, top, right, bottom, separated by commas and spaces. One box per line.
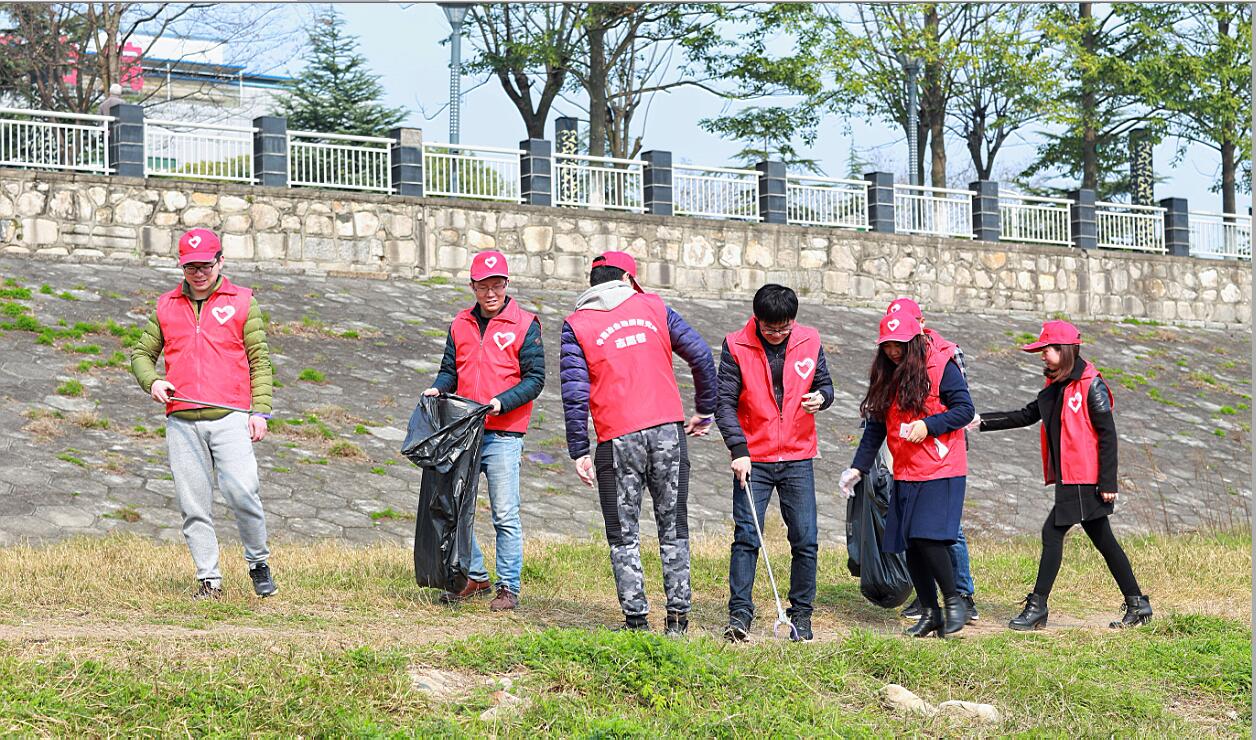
55, 452, 86, 467
57, 291, 77, 301
421, 275, 451, 286
39, 284, 54, 295
101, 506, 141, 523
0, 286, 32, 299
0, 301, 28, 317
68, 343, 101, 355
368, 507, 414, 524
369, 466, 387, 475
327, 440, 366, 460
1121, 316, 1165, 326
340, 330, 359, 339
297, 368, 326, 383
56, 379, 84, 397
1218, 406, 1237, 416
1148, 387, 1181, 407
354, 424, 369, 435
420, 328, 446, 339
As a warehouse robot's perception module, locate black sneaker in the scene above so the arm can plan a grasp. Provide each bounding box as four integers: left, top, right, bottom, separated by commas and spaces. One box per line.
664, 611, 688, 637
616, 614, 650, 631
723, 610, 752, 642
193, 579, 222, 601
249, 562, 277, 598
962, 594, 979, 623
900, 597, 922, 619
789, 613, 813, 642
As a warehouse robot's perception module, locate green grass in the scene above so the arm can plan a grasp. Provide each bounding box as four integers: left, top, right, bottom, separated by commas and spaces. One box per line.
340, 330, 359, 339
55, 379, 84, 397
421, 275, 451, 286
1148, 387, 1181, 407
328, 440, 365, 459
68, 343, 101, 355
420, 328, 446, 339
56, 452, 86, 467
101, 506, 141, 523
368, 507, 414, 523
0, 286, 32, 299
0, 301, 28, 317
354, 424, 369, 435
369, 466, 387, 475
39, 284, 54, 295
1218, 406, 1237, 416
1121, 316, 1165, 326
297, 368, 326, 383
57, 291, 77, 301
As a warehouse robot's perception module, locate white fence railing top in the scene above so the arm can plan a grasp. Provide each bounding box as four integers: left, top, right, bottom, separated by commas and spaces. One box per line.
895, 183, 974, 197
1096, 201, 1165, 213
677, 163, 762, 176
555, 152, 644, 167
146, 118, 256, 134
0, 107, 113, 123
1189, 210, 1251, 220
1000, 190, 1073, 205
424, 142, 525, 156
289, 130, 393, 145
789, 175, 868, 187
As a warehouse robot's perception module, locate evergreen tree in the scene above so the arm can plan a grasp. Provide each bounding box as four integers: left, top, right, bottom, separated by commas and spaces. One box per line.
276, 8, 406, 136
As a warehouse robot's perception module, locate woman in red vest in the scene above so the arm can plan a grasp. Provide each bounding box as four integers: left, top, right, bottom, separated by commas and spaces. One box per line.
971, 320, 1151, 630
840, 313, 974, 637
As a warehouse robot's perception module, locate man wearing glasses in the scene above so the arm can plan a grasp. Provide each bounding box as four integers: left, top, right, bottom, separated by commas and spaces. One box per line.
714, 284, 833, 641
424, 250, 544, 612
130, 228, 276, 600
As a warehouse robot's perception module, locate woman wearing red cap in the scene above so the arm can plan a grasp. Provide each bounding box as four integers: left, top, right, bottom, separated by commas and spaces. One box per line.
971, 320, 1151, 630
840, 313, 974, 637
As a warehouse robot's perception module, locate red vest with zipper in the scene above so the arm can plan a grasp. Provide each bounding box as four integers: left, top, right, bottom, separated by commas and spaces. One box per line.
155, 277, 253, 415
726, 318, 821, 462
565, 292, 683, 443
884, 342, 969, 482
450, 298, 538, 434
1041, 361, 1111, 485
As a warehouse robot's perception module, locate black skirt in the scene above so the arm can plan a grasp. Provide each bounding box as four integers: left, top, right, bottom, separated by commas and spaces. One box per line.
1052, 483, 1114, 526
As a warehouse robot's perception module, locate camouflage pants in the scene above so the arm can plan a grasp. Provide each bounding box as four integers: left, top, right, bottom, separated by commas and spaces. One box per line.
594, 422, 692, 618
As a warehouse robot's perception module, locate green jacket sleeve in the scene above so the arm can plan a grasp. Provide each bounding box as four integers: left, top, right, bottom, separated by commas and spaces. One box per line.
243, 297, 273, 414
129, 311, 165, 394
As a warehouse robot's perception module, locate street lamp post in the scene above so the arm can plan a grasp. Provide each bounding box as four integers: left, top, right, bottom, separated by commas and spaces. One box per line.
897, 52, 923, 187
439, 3, 470, 146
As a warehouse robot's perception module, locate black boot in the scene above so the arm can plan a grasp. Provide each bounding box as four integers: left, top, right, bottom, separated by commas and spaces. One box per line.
942, 594, 967, 635
1008, 593, 1049, 631
1109, 595, 1152, 629
904, 607, 943, 638
664, 611, 688, 637
900, 596, 922, 618
616, 614, 650, 631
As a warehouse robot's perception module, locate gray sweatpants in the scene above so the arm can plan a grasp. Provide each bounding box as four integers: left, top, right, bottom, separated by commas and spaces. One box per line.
167, 413, 269, 586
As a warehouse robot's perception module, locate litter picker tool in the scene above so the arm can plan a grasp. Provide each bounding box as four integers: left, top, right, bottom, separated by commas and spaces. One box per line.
740, 477, 799, 641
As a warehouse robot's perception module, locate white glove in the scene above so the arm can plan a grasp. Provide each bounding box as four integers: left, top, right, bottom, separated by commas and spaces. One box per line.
839, 468, 862, 498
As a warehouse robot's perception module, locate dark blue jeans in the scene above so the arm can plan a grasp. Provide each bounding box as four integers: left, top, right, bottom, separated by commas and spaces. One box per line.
728, 459, 818, 620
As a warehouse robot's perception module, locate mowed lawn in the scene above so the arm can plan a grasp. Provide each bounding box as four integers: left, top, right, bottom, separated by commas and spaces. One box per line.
0, 530, 1249, 737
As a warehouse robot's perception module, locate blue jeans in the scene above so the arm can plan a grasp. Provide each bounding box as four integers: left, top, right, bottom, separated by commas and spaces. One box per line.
728, 459, 818, 620
466, 433, 524, 594
948, 526, 975, 596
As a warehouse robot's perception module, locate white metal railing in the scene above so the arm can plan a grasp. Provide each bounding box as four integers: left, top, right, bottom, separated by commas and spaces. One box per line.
999, 191, 1073, 246
0, 107, 111, 174
1096, 201, 1165, 253
422, 143, 522, 202
894, 184, 973, 238
288, 130, 392, 193
553, 153, 644, 212
674, 164, 760, 221
145, 119, 254, 183
787, 175, 869, 229
1189, 210, 1251, 260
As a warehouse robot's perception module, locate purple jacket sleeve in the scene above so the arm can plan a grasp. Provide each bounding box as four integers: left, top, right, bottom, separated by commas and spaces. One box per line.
559, 320, 593, 459
666, 307, 717, 416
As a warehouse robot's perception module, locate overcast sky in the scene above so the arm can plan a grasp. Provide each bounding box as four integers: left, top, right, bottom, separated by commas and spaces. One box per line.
280, 3, 1243, 213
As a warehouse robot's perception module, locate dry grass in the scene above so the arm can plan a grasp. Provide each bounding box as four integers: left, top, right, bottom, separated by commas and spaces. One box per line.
21, 408, 66, 440
308, 404, 366, 427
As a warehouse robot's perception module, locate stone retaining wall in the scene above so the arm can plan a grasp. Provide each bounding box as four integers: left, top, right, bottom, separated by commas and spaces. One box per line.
0, 168, 1248, 325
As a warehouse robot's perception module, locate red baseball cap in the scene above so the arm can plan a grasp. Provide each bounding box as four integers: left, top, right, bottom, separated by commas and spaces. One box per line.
469, 250, 509, 281
1021, 319, 1082, 352
878, 313, 922, 344
886, 297, 923, 321
592, 251, 642, 292
178, 228, 221, 265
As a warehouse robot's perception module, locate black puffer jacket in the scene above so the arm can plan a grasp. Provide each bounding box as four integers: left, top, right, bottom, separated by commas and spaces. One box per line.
979, 354, 1117, 525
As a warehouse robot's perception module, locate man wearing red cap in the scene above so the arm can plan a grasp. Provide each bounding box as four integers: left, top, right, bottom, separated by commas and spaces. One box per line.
424, 250, 544, 611
559, 251, 717, 634
883, 298, 979, 624
130, 228, 276, 600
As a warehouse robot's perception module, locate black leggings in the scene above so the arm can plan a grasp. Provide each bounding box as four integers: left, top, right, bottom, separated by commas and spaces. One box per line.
905, 538, 957, 609
1034, 509, 1141, 598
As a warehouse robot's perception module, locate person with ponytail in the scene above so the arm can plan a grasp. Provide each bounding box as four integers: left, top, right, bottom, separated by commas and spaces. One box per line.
970, 320, 1151, 631
840, 313, 974, 637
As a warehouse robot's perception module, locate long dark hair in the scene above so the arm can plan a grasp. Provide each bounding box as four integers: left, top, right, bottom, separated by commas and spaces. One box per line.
859, 334, 931, 421
1045, 343, 1079, 383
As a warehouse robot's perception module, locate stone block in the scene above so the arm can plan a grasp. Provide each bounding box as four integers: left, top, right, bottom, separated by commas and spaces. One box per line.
437, 245, 468, 269
17, 191, 45, 216
555, 233, 588, 254
189, 192, 218, 207
222, 214, 251, 233
467, 229, 497, 250
386, 239, 418, 265
183, 207, 220, 228
304, 214, 332, 236
47, 189, 77, 219
251, 203, 280, 230
682, 235, 715, 267
353, 210, 380, 236
222, 233, 253, 259
35, 246, 69, 256
255, 232, 286, 260
142, 227, 172, 256
522, 226, 552, 253
799, 249, 826, 269
161, 191, 187, 211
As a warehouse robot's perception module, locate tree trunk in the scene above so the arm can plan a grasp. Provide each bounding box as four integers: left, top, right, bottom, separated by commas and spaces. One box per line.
587, 24, 607, 157
922, 4, 947, 187
1079, 2, 1099, 190
1221, 139, 1237, 215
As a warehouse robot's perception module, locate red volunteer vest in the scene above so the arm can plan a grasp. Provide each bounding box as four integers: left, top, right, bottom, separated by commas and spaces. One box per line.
884, 342, 969, 482
1041, 361, 1111, 485
450, 298, 538, 434
155, 277, 253, 415
726, 318, 821, 462
565, 292, 684, 443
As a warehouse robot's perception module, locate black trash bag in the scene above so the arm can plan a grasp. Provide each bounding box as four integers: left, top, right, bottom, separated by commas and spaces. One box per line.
845, 449, 913, 608
401, 393, 492, 592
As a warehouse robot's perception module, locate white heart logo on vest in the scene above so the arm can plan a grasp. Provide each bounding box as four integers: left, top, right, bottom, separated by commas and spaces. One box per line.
188, 234, 202, 249
889, 303, 902, 313
485, 256, 498, 268
794, 357, 815, 379
886, 318, 900, 332
1067, 390, 1083, 413
493, 331, 515, 351
211, 305, 235, 325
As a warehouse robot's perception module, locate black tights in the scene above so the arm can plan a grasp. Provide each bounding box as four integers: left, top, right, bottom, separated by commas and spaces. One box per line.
1034, 509, 1141, 598
905, 538, 957, 609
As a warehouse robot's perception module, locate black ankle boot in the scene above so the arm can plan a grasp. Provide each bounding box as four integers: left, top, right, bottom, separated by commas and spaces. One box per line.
904, 607, 943, 638
1008, 593, 1049, 631
942, 594, 967, 635
1110, 595, 1152, 629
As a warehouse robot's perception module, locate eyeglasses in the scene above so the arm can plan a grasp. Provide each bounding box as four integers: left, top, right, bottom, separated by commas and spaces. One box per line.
472, 282, 507, 294
758, 320, 794, 337
182, 262, 219, 275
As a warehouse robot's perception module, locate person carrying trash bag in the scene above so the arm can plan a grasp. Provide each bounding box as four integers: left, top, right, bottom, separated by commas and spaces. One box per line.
423, 250, 544, 612
970, 320, 1152, 631
402, 392, 493, 597
560, 251, 717, 635
844, 445, 914, 610
129, 228, 276, 601
840, 313, 974, 638
885, 298, 980, 624
713, 284, 833, 642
